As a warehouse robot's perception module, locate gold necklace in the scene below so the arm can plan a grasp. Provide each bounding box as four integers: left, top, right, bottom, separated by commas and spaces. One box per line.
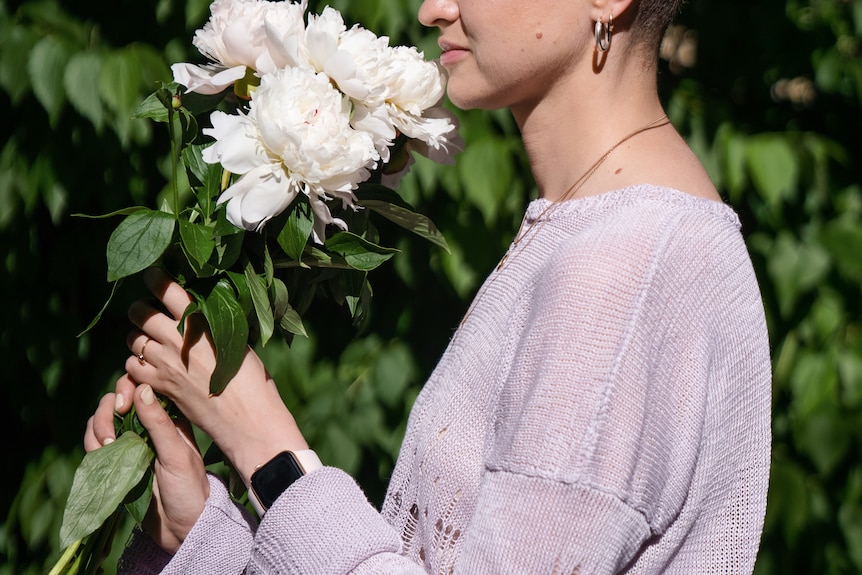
495, 113, 670, 272
458, 113, 670, 328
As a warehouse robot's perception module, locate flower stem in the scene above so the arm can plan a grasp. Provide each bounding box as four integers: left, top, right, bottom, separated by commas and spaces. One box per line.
48, 538, 82, 575
167, 106, 180, 219
84, 509, 122, 575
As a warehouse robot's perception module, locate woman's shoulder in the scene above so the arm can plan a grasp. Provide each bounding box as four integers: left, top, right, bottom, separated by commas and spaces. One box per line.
528, 185, 759, 304
530, 184, 741, 230
532, 185, 746, 262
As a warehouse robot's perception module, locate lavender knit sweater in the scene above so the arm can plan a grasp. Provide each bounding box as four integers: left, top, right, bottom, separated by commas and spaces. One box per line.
119, 185, 772, 574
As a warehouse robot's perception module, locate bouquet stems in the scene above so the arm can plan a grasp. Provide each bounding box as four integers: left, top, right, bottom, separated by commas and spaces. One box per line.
49, 509, 123, 575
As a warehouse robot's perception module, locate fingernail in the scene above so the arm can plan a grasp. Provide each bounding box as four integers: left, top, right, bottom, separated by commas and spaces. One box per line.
114, 394, 125, 412
141, 385, 156, 406
102, 437, 115, 446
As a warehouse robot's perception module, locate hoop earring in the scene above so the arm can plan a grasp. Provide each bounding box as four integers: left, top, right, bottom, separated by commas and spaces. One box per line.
595, 14, 613, 53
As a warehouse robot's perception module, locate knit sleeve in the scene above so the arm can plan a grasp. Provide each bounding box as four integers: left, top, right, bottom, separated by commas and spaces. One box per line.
118, 474, 258, 574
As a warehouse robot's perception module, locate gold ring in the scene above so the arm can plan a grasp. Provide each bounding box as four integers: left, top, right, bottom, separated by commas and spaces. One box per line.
137, 338, 151, 365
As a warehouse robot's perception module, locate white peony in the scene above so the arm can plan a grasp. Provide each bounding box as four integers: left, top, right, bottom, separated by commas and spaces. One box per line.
202, 67, 379, 242
354, 44, 462, 163
172, 0, 308, 95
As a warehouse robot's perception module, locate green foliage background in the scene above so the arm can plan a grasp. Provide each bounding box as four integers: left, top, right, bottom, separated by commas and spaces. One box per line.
1, 0, 861, 572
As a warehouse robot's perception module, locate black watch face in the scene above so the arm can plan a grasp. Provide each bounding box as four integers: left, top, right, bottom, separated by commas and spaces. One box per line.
252, 452, 305, 509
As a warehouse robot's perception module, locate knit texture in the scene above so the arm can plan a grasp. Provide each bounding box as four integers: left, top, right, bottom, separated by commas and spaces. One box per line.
120, 185, 772, 574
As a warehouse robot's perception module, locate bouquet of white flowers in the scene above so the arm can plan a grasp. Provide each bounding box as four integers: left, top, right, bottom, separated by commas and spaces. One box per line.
50, 1, 460, 572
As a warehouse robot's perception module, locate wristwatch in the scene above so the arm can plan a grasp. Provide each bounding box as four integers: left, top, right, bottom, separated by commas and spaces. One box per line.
249, 449, 323, 515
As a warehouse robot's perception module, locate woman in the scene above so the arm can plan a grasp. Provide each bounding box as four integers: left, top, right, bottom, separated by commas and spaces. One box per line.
85, 0, 772, 572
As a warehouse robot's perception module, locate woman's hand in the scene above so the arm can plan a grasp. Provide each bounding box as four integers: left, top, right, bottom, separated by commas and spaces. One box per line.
122, 267, 308, 485
84, 376, 209, 554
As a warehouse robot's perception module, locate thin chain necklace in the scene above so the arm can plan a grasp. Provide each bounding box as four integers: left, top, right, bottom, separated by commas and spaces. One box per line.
458, 113, 670, 329
496, 113, 670, 272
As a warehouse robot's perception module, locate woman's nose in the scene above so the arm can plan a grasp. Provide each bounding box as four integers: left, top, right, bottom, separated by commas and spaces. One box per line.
418, 0, 459, 28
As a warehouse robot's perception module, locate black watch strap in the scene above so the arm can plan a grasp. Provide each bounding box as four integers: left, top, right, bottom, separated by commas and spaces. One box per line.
249, 450, 322, 515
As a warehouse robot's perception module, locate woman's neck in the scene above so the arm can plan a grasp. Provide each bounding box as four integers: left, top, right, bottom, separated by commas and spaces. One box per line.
512, 55, 666, 202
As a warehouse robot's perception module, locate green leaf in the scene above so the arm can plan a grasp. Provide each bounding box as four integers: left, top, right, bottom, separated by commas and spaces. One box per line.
745, 134, 798, 207
766, 457, 810, 546
794, 409, 851, 477
0, 22, 40, 105
839, 470, 862, 570
211, 211, 245, 269
279, 305, 308, 338
199, 280, 249, 395
263, 242, 274, 286
182, 144, 211, 187
346, 278, 372, 330
361, 198, 449, 253
820, 219, 862, 282
270, 277, 289, 321
179, 87, 229, 116
99, 46, 144, 142
73, 206, 150, 219
123, 470, 154, 526
176, 300, 199, 339
371, 343, 414, 408
27, 35, 71, 125
244, 263, 274, 347
457, 136, 514, 224
63, 51, 104, 130
226, 270, 253, 317
106, 209, 176, 281
177, 106, 199, 146
277, 203, 314, 262
99, 47, 142, 117
77, 279, 122, 337
766, 232, 830, 317
325, 231, 399, 272
133, 86, 171, 122
59, 432, 153, 548
179, 219, 215, 268
789, 351, 839, 418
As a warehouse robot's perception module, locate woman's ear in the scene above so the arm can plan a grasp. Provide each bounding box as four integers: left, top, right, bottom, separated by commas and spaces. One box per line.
589, 0, 637, 27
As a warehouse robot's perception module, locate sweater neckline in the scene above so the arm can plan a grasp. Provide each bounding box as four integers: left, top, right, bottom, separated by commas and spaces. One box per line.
524, 184, 741, 228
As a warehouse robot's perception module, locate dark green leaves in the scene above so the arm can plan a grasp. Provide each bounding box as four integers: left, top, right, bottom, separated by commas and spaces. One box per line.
179, 218, 216, 268
277, 203, 314, 263
59, 432, 153, 548
28, 35, 72, 125
198, 279, 249, 395
245, 262, 274, 346
357, 185, 449, 252
361, 199, 449, 253
106, 209, 175, 282
326, 232, 399, 272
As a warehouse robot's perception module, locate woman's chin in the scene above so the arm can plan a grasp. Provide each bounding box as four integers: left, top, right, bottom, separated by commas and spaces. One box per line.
445, 85, 504, 112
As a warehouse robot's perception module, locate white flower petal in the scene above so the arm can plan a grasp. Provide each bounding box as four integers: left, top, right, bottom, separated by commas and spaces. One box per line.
221, 18, 267, 68
351, 104, 396, 163
305, 7, 345, 72
172, 63, 246, 95
218, 164, 299, 231
308, 195, 346, 244
202, 110, 264, 174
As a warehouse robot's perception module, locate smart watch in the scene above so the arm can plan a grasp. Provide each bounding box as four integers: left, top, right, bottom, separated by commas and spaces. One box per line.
249, 449, 323, 515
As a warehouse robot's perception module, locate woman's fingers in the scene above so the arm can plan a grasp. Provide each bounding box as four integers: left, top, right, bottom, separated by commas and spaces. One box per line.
143, 267, 194, 322
113, 374, 138, 414
127, 300, 181, 347
133, 384, 189, 465
83, 393, 118, 451
83, 374, 142, 452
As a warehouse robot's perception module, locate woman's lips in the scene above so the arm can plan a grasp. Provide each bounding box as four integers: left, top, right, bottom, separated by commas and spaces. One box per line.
439, 41, 469, 66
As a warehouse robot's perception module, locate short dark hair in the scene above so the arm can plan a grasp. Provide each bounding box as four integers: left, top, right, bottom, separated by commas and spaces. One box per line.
630, 0, 686, 50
